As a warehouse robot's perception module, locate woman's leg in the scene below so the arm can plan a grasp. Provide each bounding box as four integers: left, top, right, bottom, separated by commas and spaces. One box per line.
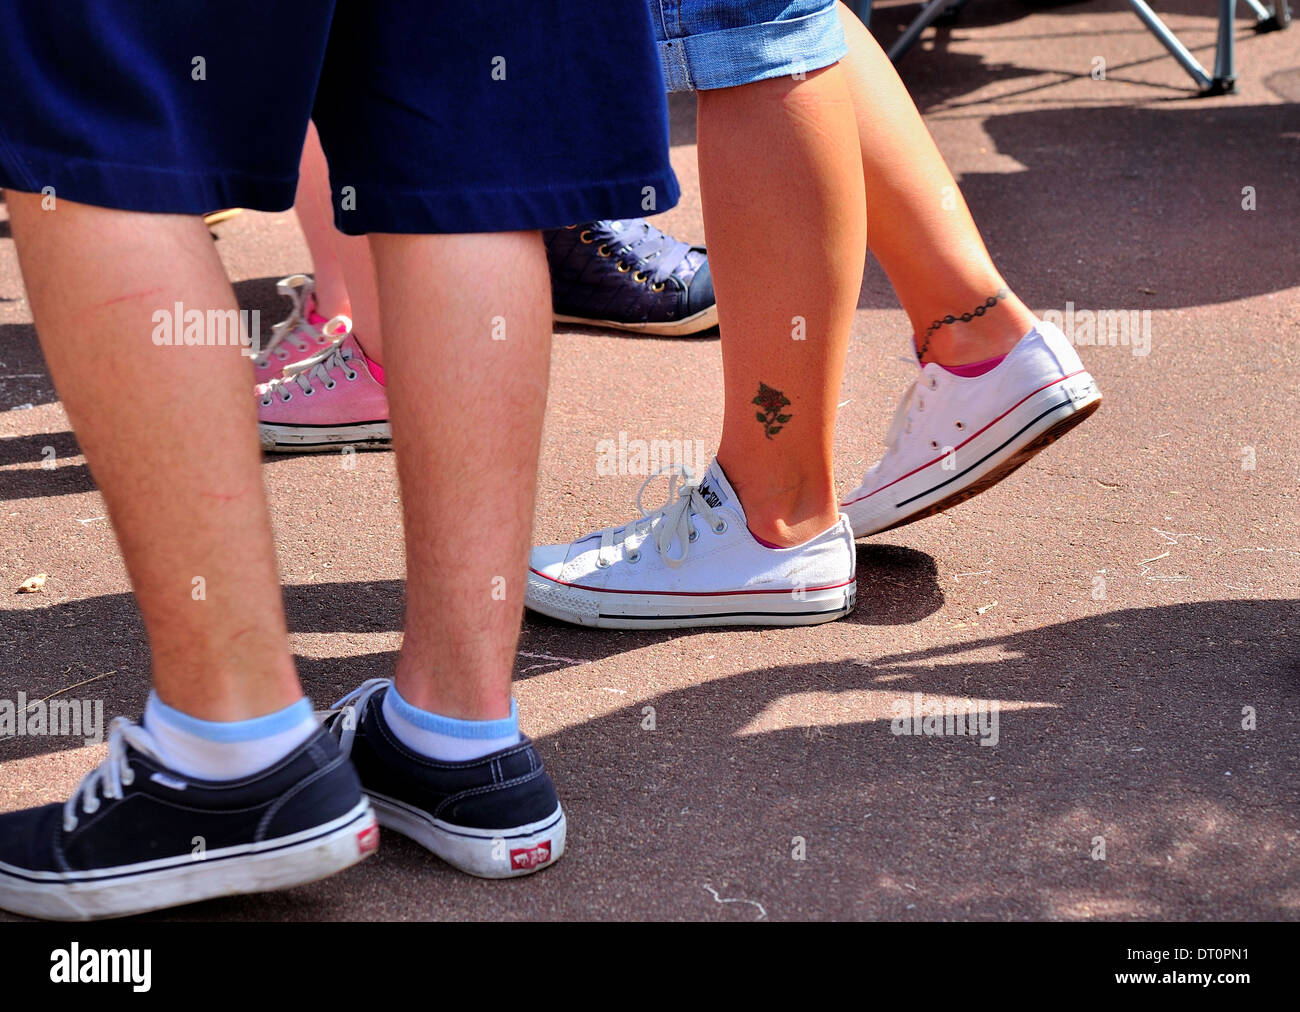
700, 66, 867, 547
293, 123, 384, 362
834, 2, 1100, 539
526, 62, 864, 630
837, 1, 1036, 365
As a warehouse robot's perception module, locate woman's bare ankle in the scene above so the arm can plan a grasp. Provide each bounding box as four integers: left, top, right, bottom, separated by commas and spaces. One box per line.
720, 460, 839, 548
912, 292, 1038, 366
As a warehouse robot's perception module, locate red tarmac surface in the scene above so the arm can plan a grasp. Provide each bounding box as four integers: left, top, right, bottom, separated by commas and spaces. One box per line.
0, 1, 1296, 920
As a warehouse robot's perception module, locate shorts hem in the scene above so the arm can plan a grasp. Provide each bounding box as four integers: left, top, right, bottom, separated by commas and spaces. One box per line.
656, 5, 848, 93
331, 173, 682, 235
0, 150, 681, 233
0, 147, 296, 216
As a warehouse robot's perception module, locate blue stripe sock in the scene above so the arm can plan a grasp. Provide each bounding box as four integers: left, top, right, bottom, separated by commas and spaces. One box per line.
143, 693, 318, 780
380, 684, 520, 761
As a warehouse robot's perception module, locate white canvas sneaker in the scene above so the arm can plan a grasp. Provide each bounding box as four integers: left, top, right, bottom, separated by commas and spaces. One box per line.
841, 321, 1101, 538
527, 459, 856, 629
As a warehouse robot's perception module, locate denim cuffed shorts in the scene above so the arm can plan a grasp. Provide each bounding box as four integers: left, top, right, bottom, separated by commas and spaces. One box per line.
0, 1, 679, 234
649, 0, 849, 92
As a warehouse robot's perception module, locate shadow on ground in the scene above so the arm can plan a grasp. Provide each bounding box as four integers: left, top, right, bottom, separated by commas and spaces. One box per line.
0, 431, 89, 501
855, 100, 1300, 312
0, 539, 944, 762
2, 584, 1295, 918
176, 597, 1297, 920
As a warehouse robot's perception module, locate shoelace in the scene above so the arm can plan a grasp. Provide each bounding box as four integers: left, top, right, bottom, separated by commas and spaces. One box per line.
63, 718, 161, 832
259, 316, 357, 405
584, 220, 694, 285
880, 356, 940, 460
319, 678, 391, 759
596, 465, 726, 570
253, 279, 326, 368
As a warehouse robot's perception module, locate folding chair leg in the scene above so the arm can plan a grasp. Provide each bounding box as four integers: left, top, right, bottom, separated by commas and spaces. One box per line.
887, 0, 961, 62
1209, 0, 1239, 93
1127, 0, 1215, 90
1253, 0, 1292, 29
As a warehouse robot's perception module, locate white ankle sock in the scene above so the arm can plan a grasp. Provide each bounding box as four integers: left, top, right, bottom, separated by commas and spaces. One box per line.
380, 684, 519, 762
143, 693, 318, 781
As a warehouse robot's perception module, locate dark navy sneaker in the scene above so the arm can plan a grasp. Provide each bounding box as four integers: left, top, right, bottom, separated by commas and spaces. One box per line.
0, 718, 377, 921
544, 219, 717, 337
324, 679, 565, 878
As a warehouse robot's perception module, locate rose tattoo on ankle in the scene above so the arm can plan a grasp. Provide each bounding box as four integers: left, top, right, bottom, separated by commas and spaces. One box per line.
753, 382, 792, 439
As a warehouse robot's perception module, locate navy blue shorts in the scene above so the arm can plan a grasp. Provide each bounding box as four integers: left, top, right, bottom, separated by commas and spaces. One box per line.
0, 1, 679, 234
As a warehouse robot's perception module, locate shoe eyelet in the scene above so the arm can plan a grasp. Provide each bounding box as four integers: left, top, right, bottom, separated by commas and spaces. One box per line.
633, 271, 648, 283
616, 262, 630, 273
627, 550, 641, 563
712, 520, 728, 535
927, 377, 938, 390
325, 381, 336, 390
595, 557, 610, 569
261, 397, 272, 407
651, 282, 666, 293
303, 387, 315, 396
688, 528, 698, 543
598, 245, 611, 257
565, 224, 577, 230
276, 349, 289, 360
930, 439, 939, 450
579, 230, 594, 244
281, 393, 292, 403
954, 420, 965, 430
345, 370, 358, 381
917, 399, 925, 411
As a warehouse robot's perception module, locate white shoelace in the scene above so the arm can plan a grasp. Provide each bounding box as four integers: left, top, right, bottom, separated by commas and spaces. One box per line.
63, 718, 161, 832
595, 466, 726, 570
880, 356, 940, 460
253, 315, 324, 369
253, 286, 326, 369
259, 316, 358, 404
320, 678, 391, 759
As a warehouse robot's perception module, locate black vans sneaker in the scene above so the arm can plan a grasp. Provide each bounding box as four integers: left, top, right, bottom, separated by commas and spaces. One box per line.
0, 718, 377, 921
325, 679, 565, 878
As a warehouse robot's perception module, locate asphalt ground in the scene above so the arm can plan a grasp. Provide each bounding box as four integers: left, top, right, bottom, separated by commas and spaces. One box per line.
0, 0, 1296, 920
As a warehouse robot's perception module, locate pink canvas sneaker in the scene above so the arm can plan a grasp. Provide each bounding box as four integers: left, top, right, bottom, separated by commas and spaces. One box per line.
252, 275, 338, 386
257, 316, 391, 452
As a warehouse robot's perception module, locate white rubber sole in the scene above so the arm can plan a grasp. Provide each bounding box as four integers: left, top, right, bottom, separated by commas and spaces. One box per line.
0, 799, 377, 921
554, 303, 718, 337
525, 570, 856, 629
259, 421, 392, 453
369, 793, 565, 879
842, 370, 1101, 538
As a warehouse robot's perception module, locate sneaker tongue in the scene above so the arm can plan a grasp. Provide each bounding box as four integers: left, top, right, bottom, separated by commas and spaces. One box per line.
696, 459, 741, 518
305, 296, 330, 328
334, 333, 361, 359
